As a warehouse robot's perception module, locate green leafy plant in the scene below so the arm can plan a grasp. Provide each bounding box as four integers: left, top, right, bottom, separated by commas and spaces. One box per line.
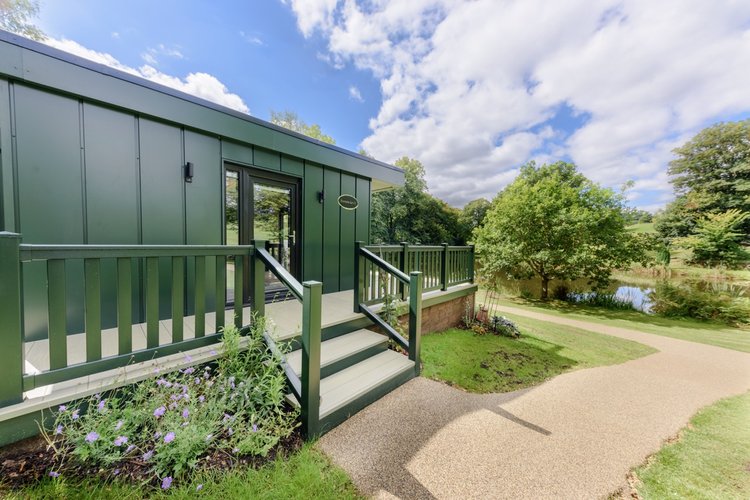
677, 209, 750, 267
649, 280, 750, 325
44, 318, 298, 489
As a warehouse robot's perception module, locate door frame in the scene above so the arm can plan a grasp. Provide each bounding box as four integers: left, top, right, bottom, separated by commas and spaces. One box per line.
224, 163, 302, 304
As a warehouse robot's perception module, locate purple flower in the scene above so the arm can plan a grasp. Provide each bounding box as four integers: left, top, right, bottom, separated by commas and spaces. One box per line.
113, 469, 120, 476
97, 399, 106, 411
55, 425, 63, 435
194, 377, 201, 385
49, 471, 60, 478
182, 408, 189, 419
153, 406, 166, 418
72, 409, 80, 420
183, 367, 195, 375
198, 395, 205, 403
209, 350, 217, 356
223, 413, 233, 422
142, 450, 154, 461
114, 435, 128, 446
58, 405, 67, 412
252, 424, 258, 433
154, 431, 162, 439
164, 432, 176, 443
85, 431, 99, 443
169, 402, 178, 410
115, 420, 123, 430
156, 378, 168, 386
125, 444, 135, 453
161, 476, 173, 490
182, 384, 189, 394
94, 393, 101, 400
196, 484, 204, 491
170, 394, 181, 401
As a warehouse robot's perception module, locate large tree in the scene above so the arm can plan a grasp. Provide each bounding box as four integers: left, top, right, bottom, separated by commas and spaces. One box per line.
371, 157, 466, 245
657, 120, 750, 240
459, 198, 491, 236
475, 161, 648, 299
270, 110, 335, 145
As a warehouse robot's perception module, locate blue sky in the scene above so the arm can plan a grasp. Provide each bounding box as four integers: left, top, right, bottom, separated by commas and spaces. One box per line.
34, 0, 750, 211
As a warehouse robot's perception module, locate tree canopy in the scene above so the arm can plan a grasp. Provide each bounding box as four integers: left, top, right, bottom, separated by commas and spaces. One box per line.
474, 161, 650, 299
459, 198, 491, 235
269, 110, 336, 145
370, 157, 467, 245
0, 0, 45, 40
656, 120, 750, 241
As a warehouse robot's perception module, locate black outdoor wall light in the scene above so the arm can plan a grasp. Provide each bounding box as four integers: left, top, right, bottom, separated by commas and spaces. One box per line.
317, 190, 325, 203
184, 162, 194, 183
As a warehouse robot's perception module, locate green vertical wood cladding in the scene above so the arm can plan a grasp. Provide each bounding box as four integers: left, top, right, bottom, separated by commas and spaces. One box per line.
83, 103, 140, 330
0, 233, 23, 407
355, 177, 370, 244
140, 119, 183, 319
339, 174, 356, 290
0, 80, 15, 232
303, 163, 324, 283
171, 256, 184, 342
221, 140, 253, 166
146, 257, 159, 348
253, 146, 281, 171
14, 84, 85, 341
185, 131, 220, 316
322, 168, 341, 293
46, 259, 67, 369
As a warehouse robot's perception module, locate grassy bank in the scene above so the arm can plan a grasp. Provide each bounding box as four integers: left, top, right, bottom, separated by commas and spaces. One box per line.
421, 316, 655, 393
628, 392, 750, 499
480, 292, 750, 353
4, 444, 361, 499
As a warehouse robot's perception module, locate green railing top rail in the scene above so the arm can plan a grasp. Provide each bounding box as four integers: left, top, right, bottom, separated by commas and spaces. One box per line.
254, 244, 304, 302
19, 244, 254, 261
360, 247, 410, 284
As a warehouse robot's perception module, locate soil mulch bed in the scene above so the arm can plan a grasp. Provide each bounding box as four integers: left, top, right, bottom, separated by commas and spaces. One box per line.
0, 427, 303, 491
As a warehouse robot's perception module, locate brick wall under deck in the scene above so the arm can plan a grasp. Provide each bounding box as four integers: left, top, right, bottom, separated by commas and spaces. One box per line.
372, 292, 475, 336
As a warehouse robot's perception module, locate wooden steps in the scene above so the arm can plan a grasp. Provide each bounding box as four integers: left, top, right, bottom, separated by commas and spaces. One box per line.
284, 326, 415, 435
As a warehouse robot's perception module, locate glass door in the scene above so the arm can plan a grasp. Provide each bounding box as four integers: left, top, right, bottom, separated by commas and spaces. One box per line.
224, 166, 301, 304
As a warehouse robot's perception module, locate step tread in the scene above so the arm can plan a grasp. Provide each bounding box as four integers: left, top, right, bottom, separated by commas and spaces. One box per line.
286, 329, 387, 376
319, 350, 414, 418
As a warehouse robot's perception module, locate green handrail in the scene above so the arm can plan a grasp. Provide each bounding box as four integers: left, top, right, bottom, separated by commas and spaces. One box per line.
254, 245, 304, 301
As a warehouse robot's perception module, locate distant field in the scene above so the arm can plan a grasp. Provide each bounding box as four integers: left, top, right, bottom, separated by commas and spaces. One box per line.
626, 223, 657, 233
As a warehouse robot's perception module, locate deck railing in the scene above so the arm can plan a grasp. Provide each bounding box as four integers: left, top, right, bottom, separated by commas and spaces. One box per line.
353, 242, 424, 376
358, 242, 474, 305
0, 231, 253, 408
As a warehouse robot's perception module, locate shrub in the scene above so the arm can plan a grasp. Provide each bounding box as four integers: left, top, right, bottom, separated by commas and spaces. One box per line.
567, 291, 636, 311
45, 318, 298, 488
490, 315, 521, 338
649, 280, 750, 325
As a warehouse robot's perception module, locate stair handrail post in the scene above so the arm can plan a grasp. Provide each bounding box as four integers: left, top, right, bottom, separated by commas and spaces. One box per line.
353, 241, 363, 313
399, 242, 409, 300
469, 244, 476, 283
440, 242, 449, 291
301, 280, 322, 438
0, 232, 24, 407
408, 271, 423, 376
250, 240, 266, 317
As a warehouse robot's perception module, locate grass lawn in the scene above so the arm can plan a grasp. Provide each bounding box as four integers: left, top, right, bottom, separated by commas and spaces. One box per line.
629, 391, 750, 499
626, 222, 657, 233
421, 317, 656, 393
4, 444, 361, 499
481, 292, 750, 353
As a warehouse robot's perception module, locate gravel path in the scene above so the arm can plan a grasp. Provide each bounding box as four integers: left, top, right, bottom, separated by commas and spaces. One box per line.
318, 306, 750, 499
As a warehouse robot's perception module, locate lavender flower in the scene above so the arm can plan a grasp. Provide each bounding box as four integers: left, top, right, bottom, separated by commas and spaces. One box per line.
153, 406, 166, 418
113, 469, 120, 475
85, 431, 99, 443
164, 432, 176, 443
154, 431, 162, 439
49, 471, 60, 478
97, 399, 106, 411
183, 367, 195, 375
115, 420, 123, 430
72, 409, 80, 420
55, 425, 63, 435
58, 405, 67, 412
125, 444, 135, 453
161, 476, 173, 489
194, 377, 201, 385
182, 408, 189, 419
196, 484, 204, 491
209, 350, 217, 356
198, 395, 205, 403
142, 450, 154, 461
252, 424, 258, 433
114, 436, 128, 446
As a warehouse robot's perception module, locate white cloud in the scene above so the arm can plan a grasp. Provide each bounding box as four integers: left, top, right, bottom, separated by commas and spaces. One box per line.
348, 85, 364, 102
111, 31, 120, 39
45, 38, 250, 114
239, 31, 264, 45
287, 0, 750, 210
141, 43, 185, 65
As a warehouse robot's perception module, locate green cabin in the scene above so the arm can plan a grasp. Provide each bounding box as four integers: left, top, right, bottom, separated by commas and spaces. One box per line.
0, 30, 475, 443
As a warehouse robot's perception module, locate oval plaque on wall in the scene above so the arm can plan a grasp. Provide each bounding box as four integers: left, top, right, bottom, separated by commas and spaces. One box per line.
337, 194, 359, 210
